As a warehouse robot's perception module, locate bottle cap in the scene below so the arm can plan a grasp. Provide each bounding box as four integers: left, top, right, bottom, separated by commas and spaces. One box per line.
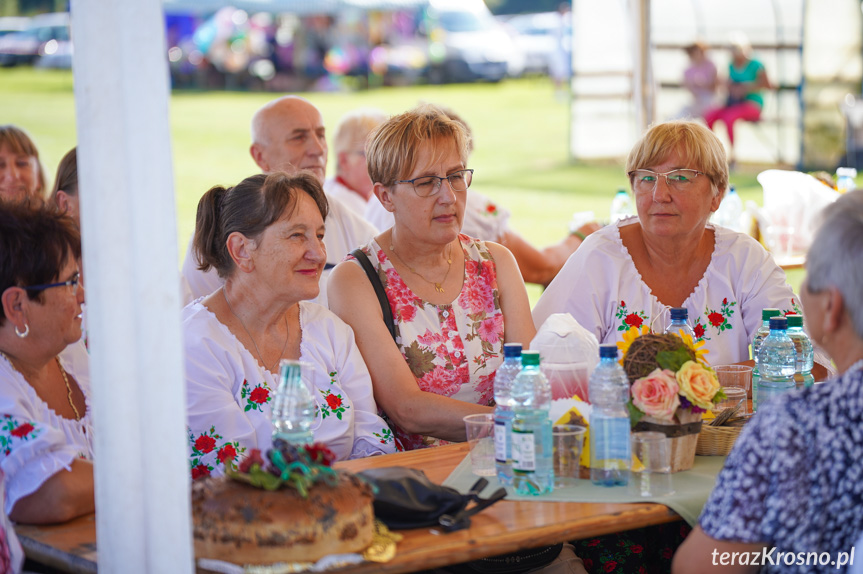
503, 343, 523, 358
762, 308, 781, 320
616, 188, 628, 195
599, 344, 618, 359
521, 350, 540, 367
729, 184, 736, 193
669, 307, 688, 320
786, 314, 803, 328
769, 316, 788, 330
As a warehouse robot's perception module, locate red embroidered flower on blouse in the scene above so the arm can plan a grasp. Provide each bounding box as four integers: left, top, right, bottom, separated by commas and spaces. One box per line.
694, 324, 706, 339
191, 464, 210, 480
10, 423, 33, 438
708, 312, 724, 327
194, 435, 216, 453
326, 394, 342, 409
217, 444, 237, 464
250, 387, 269, 404
624, 313, 644, 328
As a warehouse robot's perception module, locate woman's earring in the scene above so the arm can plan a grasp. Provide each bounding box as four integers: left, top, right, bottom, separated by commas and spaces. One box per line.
15, 323, 29, 339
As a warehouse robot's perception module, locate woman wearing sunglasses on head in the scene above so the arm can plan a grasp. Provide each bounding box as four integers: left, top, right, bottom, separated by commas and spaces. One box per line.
533, 120, 801, 367
328, 104, 536, 451
0, 201, 92, 525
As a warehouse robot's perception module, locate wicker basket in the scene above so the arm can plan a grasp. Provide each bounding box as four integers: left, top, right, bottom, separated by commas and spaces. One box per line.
696, 424, 744, 456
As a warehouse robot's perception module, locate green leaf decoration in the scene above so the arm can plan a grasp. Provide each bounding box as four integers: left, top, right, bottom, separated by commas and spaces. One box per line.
626, 400, 645, 428
656, 348, 691, 372
404, 341, 436, 378
244, 405, 252, 412
712, 386, 728, 403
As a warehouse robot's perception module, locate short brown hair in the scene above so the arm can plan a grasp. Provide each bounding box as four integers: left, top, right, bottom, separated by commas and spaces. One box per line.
0, 200, 81, 326
0, 125, 48, 198
365, 103, 470, 187
625, 120, 728, 197
192, 171, 329, 279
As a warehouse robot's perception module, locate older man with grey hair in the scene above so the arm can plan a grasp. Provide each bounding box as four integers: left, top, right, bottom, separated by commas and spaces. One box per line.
181, 96, 378, 307
674, 189, 863, 574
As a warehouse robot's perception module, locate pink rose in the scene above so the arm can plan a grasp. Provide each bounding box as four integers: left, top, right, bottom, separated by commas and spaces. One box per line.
631, 368, 680, 421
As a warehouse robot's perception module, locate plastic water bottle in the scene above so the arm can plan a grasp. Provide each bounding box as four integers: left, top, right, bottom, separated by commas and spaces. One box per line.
754, 317, 796, 412
786, 314, 814, 388
511, 351, 554, 495
494, 343, 522, 486
664, 307, 695, 339
712, 185, 744, 231
751, 308, 781, 390
610, 188, 634, 223
836, 167, 857, 193
589, 345, 631, 487
272, 359, 315, 445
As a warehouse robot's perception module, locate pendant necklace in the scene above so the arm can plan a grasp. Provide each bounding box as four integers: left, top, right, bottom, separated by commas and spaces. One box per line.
223, 288, 289, 373
390, 241, 454, 293
0, 350, 81, 420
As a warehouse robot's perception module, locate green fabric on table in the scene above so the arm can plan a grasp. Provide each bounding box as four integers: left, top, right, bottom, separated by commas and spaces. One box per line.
441, 455, 727, 527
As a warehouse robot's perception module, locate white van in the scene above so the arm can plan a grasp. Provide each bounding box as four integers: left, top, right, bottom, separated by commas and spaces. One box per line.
423, 0, 523, 83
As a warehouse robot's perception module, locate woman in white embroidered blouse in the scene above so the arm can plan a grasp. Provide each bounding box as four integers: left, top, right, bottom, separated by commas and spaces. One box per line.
0, 202, 92, 524
184, 172, 395, 479
533, 120, 821, 370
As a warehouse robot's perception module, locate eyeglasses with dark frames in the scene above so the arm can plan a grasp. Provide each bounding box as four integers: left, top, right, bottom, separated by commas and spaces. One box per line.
628, 169, 705, 194
395, 169, 474, 198
22, 271, 81, 296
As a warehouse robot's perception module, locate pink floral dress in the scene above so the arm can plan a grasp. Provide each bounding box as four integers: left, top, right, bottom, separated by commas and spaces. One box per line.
353, 234, 505, 450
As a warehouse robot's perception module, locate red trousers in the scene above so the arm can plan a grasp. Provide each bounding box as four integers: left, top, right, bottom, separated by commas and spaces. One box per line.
704, 101, 762, 145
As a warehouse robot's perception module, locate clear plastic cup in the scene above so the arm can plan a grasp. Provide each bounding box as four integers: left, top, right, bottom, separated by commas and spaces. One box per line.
552, 424, 586, 488
463, 414, 496, 476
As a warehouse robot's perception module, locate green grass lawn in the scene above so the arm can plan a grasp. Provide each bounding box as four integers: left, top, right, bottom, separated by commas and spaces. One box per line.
0, 67, 803, 302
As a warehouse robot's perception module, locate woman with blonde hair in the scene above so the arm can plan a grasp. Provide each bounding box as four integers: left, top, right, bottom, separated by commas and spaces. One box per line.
534, 120, 800, 366
328, 103, 536, 451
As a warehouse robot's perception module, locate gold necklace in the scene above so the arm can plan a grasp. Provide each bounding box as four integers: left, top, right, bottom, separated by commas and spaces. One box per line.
0, 350, 81, 421
223, 288, 289, 373
389, 241, 454, 293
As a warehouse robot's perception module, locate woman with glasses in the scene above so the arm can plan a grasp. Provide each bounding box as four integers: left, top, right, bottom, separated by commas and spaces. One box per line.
533, 120, 799, 367
328, 104, 536, 450
0, 201, 92, 524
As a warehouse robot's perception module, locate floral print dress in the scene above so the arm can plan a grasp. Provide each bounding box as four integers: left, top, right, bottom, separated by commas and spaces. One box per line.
533, 217, 802, 366
183, 300, 396, 479
0, 339, 94, 515
352, 234, 505, 450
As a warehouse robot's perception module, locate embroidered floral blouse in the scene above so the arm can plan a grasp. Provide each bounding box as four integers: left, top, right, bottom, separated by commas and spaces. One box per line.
350, 234, 504, 451
0, 339, 94, 515
183, 300, 396, 480
532, 217, 801, 366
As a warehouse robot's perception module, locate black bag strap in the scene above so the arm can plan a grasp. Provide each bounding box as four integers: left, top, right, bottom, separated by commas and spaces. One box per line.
350, 248, 397, 342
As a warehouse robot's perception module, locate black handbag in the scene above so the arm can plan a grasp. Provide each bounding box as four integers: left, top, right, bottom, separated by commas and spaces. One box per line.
351, 248, 397, 342
357, 466, 506, 532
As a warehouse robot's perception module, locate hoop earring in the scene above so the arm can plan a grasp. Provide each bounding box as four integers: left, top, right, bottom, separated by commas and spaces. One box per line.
14, 323, 29, 339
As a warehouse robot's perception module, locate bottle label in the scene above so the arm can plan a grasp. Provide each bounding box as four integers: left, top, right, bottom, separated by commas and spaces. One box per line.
511, 429, 536, 472
592, 418, 630, 461
494, 420, 508, 464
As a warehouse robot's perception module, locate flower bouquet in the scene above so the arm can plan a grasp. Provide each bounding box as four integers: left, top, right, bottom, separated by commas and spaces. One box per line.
618, 326, 726, 472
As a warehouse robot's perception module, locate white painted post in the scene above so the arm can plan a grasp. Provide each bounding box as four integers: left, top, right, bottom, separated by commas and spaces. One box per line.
631, 0, 654, 134
70, 0, 193, 571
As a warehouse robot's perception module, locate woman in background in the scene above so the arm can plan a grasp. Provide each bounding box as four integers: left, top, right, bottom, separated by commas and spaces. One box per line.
0, 125, 47, 203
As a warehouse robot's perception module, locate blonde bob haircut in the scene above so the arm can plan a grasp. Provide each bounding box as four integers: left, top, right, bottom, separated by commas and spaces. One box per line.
365, 103, 471, 187
625, 120, 729, 198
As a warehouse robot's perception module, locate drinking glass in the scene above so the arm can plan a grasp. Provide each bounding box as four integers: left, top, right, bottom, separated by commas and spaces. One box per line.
552, 424, 586, 488
629, 432, 674, 497
463, 414, 496, 476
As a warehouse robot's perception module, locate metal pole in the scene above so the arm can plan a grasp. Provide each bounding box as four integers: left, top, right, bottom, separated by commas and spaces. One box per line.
70, 0, 194, 570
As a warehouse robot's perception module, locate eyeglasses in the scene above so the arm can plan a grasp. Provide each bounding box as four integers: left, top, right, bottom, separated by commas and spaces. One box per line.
395, 169, 474, 198
23, 271, 81, 295
628, 169, 705, 194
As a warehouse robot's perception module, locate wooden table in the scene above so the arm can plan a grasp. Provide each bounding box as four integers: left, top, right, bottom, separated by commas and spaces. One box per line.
16, 443, 681, 573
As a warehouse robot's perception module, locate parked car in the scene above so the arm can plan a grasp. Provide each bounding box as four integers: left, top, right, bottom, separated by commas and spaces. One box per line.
424, 0, 524, 83
0, 12, 70, 67
499, 11, 562, 76
0, 16, 30, 39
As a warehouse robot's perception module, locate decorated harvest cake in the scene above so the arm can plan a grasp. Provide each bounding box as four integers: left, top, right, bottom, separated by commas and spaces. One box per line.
192, 440, 375, 565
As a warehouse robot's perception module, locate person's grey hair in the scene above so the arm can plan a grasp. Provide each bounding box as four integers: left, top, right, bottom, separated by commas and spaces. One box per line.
333, 108, 388, 156
805, 189, 863, 338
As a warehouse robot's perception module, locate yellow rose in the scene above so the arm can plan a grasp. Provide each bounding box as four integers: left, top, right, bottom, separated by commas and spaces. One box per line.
676, 361, 720, 410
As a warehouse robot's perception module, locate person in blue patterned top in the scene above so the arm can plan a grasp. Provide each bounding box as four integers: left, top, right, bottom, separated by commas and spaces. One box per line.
674, 189, 863, 573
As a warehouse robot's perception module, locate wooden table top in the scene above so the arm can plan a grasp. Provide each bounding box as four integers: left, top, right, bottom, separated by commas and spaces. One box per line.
16, 443, 681, 574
